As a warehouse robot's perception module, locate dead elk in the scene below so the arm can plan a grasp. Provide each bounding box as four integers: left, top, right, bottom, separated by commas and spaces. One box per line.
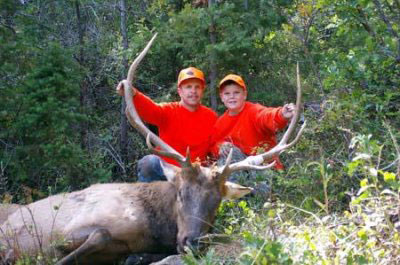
0, 162, 253, 265
0, 35, 305, 265
0, 204, 19, 224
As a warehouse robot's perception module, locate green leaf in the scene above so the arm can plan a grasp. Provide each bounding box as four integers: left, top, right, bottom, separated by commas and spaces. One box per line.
383, 172, 396, 182
360, 178, 368, 187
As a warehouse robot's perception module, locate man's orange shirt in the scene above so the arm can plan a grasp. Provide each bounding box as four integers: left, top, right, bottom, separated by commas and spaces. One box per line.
133, 91, 217, 166
211, 102, 288, 169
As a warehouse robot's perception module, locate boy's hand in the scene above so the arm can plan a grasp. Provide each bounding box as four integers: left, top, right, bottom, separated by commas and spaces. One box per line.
282, 103, 295, 120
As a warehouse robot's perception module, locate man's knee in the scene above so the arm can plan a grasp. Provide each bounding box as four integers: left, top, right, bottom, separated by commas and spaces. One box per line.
217, 143, 246, 163
137, 155, 167, 182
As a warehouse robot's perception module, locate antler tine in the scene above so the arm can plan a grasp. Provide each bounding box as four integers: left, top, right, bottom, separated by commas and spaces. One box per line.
221, 63, 306, 175
220, 155, 276, 176
123, 33, 186, 163
146, 134, 186, 163
230, 161, 276, 172
279, 62, 302, 145
220, 148, 234, 176
126, 33, 158, 87
251, 62, 306, 162
185, 147, 191, 161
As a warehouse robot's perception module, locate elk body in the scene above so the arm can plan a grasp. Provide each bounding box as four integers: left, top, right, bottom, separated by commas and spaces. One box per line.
0, 34, 305, 265
0, 178, 230, 264
0, 204, 19, 224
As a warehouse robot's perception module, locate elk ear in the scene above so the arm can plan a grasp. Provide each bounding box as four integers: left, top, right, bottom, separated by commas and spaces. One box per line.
222, 181, 253, 200
159, 159, 180, 182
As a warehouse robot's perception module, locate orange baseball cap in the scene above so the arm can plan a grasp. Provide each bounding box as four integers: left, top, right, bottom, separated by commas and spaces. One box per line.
219, 74, 246, 92
177, 67, 206, 88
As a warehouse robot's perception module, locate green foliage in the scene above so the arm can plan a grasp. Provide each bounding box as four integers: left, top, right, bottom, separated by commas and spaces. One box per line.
1, 43, 111, 199
322, 0, 399, 90
200, 131, 399, 263
183, 249, 223, 265
240, 237, 293, 265
127, 0, 297, 108
215, 199, 257, 235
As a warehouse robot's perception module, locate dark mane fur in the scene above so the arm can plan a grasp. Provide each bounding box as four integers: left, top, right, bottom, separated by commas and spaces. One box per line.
135, 182, 178, 253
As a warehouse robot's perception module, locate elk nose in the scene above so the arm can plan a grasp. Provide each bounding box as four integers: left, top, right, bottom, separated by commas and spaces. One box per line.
183, 236, 200, 250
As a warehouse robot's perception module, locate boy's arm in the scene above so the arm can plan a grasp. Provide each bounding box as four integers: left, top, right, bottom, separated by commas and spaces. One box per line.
255, 106, 288, 133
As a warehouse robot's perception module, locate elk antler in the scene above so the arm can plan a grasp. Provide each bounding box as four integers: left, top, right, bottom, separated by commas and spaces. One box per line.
122, 34, 189, 165
145, 134, 191, 166
220, 63, 307, 176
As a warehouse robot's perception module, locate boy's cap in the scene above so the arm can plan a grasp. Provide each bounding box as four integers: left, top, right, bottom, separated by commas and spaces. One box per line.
219, 74, 246, 92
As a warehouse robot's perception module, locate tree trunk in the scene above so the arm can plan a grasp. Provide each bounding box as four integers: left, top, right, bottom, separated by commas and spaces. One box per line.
75, 0, 88, 150
120, 0, 129, 169
208, 0, 218, 111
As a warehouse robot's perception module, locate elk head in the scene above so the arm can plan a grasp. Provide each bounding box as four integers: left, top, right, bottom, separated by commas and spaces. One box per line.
121, 34, 306, 253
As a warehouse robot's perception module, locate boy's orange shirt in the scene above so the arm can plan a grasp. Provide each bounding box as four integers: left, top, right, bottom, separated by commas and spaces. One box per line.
211, 102, 288, 169
133, 91, 217, 166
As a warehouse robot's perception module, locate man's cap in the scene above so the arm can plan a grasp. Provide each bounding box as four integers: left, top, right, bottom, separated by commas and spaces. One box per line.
219, 74, 246, 92
177, 67, 206, 88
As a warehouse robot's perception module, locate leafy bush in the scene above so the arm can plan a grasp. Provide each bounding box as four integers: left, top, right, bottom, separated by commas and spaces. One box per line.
1, 44, 112, 201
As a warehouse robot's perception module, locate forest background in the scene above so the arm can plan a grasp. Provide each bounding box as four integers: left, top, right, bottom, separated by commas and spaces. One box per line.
0, 0, 399, 264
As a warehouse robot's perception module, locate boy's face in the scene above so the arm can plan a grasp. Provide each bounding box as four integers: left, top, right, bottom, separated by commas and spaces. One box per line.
178, 78, 204, 109
220, 83, 247, 115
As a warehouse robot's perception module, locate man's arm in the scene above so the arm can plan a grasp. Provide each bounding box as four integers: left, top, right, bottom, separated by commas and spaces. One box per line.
116, 80, 165, 126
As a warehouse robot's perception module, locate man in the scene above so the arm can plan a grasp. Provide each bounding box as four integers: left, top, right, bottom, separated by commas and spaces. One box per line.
117, 67, 217, 182
211, 74, 295, 190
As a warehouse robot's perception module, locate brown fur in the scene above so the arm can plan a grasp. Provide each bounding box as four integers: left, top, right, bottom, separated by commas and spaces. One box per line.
0, 204, 20, 224
0, 169, 247, 265
0, 182, 179, 264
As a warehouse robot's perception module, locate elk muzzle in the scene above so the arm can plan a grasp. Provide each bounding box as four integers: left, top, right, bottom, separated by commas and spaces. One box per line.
177, 232, 202, 253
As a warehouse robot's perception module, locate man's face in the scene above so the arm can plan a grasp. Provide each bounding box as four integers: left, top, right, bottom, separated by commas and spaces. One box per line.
178, 79, 204, 109
220, 83, 247, 115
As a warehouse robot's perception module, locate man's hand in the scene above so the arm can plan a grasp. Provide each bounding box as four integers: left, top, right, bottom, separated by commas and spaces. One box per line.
116, 80, 137, 97
282, 103, 296, 120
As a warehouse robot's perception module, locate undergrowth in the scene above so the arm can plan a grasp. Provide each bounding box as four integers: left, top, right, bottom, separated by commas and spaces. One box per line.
185, 129, 400, 265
